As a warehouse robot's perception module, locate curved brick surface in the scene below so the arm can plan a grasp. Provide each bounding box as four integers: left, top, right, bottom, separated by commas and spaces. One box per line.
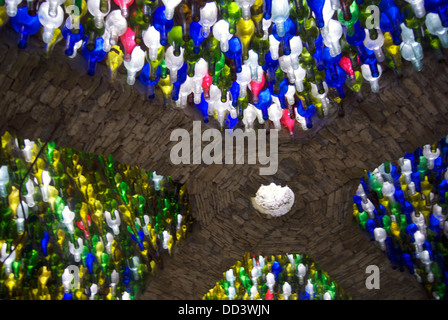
2, 25, 448, 299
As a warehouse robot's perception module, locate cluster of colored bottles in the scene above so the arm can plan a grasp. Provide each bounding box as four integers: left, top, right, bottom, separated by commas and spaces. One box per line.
0, 131, 193, 300
5, 0, 448, 135
353, 136, 448, 300
203, 253, 350, 300
3, 0, 448, 133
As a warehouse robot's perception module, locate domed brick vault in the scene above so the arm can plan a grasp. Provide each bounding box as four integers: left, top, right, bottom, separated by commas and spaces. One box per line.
2, 22, 448, 300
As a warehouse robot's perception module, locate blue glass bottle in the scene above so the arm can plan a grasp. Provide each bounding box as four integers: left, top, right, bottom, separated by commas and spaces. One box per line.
325, 65, 346, 99
254, 87, 272, 120
130, 230, 145, 250
345, 21, 380, 78
153, 6, 174, 46
224, 37, 243, 73
262, 51, 279, 83
271, 260, 283, 281
360, 176, 370, 195
379, 0, 403, 45
196, 92, 210, 123
439, 179, 448, 204
402, 253, 415, 274
423, 241, 434, 260
394, 186, 405, 206
86, 252, 95, 274
272, 18, 297, 55
405, 223, 418, 242
139, 63, 161, 99
312, 34, 325, 71
378, 203, 388, 216
81, 36, 107, 76
411, 171, 421, 192
296, 98, 316, 129
229, 81, 240, 107
40, 232, 50, 258
189, 21, 205, 54
123, 266, 132, 291
366, 218, 377, 241
373, 207, 381, 222
10, 6, 41, 49
435, 156, 446, 180
322, 45, 342, 81
402, 201, 414, 224
300, 288, 310, 300
62, 23, 85, 57
439, 136, 448, 165
353, 195, 364, 212
388, 162, 400, 181
404, 152, 416, 171
263, 0, 273, 19
62, 292, 73, 300
171, 62, 188, 101
307, 0, 325, 28
429, 214, 442, 239
271, 77, 289, 108
225, 111, 239, 130
425, 0, 448, 27
385, 237, 401, 270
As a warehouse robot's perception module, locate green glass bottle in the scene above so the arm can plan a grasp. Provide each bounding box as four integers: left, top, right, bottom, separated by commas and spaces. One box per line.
302, 18, 319, 55
272, 68, 285, 95
314, 68, 326, 95
341, 36, 360, 73
358, 211, 368, 230
188, 0, 201, 22
401, 4, 425, 43
300, 47, 317, 83
160, 59, 168, 79
383, 31, 403, 77
129, 9, 149, 48
345, 70, 363, 102
84, 16, 105, 51
424, 28, 445, 62
227, 1, 242, 34
184, 39, 202, 77
290, 0, 310, 37
339, 0, 353, 22
45, 141, 56, 166
251, 35, 269, 66
203, 36, 222, 77
136, 0, 158, 25
251, 0, 264, 37
174, 3, 192, 43
168, 26, 185, 57
300, 80, 314, 111
337, 0, 359, 36
213, 52, 226, 85
237, 95, 248, 119
148, 46, 166, 81
26, 0, 39, 16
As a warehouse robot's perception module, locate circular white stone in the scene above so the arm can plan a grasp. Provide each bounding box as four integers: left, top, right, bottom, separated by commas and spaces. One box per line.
251, 183, 295, 217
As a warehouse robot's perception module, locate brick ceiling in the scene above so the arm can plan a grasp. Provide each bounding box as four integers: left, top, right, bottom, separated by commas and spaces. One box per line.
2, 25, 448, 299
